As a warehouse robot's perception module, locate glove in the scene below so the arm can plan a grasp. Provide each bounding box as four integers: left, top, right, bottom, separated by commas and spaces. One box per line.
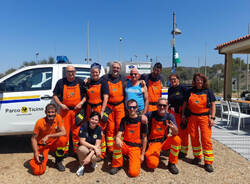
180, 119, 188, 130
75, 108, 86, 126
102, 106, 113, 123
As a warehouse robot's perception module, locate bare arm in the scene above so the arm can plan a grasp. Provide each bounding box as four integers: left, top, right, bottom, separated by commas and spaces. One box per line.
141, 134, 147, 162
209, 102, 216, 127
181, 102, 187, 120
53, 95, 69, 110
115, 131, 123, 148
142, 85, 148, 114
168, 120, 178, 136
101, 94, 109, 118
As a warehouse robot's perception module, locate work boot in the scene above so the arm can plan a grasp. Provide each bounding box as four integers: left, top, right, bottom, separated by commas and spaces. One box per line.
167, 162, 179, 175
91, 162, 97, 169
55, 157, 65, 171
204, 164, 214, 173
192, 157, 202, 165
178, 152, 187, 159
109, 167, 121, 175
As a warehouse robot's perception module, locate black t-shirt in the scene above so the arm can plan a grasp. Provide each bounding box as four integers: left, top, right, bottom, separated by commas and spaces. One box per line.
140, 73, 164, 86
184, 87, 216, 103
168, 84, 187, 113
53, 77, 86, 101
79, 122, 102, 145
119, 116, 148, 137
146, 111, 177, 135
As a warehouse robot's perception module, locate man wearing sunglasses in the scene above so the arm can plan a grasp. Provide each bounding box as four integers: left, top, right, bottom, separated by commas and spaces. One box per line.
109, 99, 147, 177
145, 97, 181, 174
125, 68, 148, 115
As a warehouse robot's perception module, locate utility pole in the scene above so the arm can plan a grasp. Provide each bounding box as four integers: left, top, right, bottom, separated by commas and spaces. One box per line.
246, 23, 250, 90
119, 37, 122, 62
204, 43, 207, 76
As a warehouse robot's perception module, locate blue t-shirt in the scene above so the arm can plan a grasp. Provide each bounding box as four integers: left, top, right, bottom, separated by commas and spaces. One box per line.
79, 122, 102, 145
125, 80, 144, 111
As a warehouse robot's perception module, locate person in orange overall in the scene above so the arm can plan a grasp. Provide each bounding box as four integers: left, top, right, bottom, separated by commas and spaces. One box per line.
109, 99, 147, 177
82, 63, 109, 160
182, 73, 216, 173
140, 62, 164, 112
168, 74, 189, 159
30, 103, 67, 175
102, 62, 126, 153
145, 97, 181, 174
53, 65, 86, 160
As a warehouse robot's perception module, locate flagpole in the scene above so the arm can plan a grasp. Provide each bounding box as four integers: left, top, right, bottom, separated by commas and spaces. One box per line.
172, 12, 176, 73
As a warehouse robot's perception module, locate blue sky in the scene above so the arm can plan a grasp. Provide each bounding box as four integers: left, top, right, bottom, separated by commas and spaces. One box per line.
1, 0, 250, 73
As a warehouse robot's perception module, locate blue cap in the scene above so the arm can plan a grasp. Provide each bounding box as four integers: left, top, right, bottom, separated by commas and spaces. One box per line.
91, 63, 101, 70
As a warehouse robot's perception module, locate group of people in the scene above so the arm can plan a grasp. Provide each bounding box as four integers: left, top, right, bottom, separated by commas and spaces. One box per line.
29, 61, 216, 177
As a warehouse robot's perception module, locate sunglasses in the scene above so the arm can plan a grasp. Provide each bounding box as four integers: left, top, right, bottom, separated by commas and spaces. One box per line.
158, 104, 167, 107
130, 73, 138, 76
127, 106, 137, 110
66, 70, 76, 73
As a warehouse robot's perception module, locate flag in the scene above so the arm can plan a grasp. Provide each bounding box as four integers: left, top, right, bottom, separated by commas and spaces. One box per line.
173, 47, 181, 67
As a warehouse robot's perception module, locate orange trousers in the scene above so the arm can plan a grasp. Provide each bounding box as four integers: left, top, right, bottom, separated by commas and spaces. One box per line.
29, 136, 67, 175
60, 109, 80, 153
112, 142, 141, 177
145, 136, 181, 169
106, 103, 125, 152
171, 111, 189, 155
86, 104, 107, 159
188, 115, 214, 164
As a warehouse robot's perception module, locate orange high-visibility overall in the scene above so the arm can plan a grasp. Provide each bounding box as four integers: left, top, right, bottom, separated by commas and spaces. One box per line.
29, 115, 67, 175
112, 119, 142, 177
188, 92, 214, 165
148, 79, 162, 112
60, 84, 81, 153
106, 80, 125, 152
169, 107, 189, 155
145, 117, 181, 168
86, 82, 106, 158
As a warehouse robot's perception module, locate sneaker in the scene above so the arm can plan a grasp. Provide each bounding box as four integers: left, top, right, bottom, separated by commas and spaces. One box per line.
76, 165, 85, 176
204, 164, 214, 173
178, 152, 187, 159
192, 157, 202, 165
109, 167, 121, 175
55, 161, 65, 172
167, 162, 179, 175
91, 162, 97, 169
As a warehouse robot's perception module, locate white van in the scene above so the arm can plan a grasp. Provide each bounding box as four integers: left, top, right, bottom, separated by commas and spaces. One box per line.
0, 64, 105, 136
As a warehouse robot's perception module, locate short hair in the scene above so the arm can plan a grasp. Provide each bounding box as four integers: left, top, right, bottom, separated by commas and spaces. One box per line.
168, 73, 180, 80
192, 73, 209, 89
45, 103, 57, 111
153, 62, 162, 70
89, 111, 101, 121
127, 99, 138, 107
112, 61, 121, 68
158, 97, 168, 104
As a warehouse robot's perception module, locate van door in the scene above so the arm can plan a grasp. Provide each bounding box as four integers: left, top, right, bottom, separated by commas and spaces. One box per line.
0, 67, 54, 135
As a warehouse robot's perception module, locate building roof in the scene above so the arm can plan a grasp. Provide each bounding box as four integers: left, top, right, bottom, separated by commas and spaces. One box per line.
215, 34, 250, 50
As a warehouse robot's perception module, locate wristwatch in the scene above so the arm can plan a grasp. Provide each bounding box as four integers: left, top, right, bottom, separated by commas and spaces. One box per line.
210, 117, 216, 120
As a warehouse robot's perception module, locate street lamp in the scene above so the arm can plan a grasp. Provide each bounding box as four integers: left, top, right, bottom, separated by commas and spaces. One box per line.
171, 11, 182, 73
35, 52, 39, 63
119, 37, 122, 62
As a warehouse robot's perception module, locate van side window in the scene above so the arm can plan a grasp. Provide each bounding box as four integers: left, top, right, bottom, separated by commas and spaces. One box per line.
3, 67, 53, 92
63, 67, 90, 80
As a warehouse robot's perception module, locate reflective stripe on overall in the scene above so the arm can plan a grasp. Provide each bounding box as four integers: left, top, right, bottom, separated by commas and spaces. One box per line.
106, 80, 125, 152
112, 119, 142, 177
145, 117, 181, 168
188, 92, 214, 164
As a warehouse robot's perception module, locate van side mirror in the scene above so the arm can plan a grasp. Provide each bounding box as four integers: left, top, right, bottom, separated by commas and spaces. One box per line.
0, 82, 6, 92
